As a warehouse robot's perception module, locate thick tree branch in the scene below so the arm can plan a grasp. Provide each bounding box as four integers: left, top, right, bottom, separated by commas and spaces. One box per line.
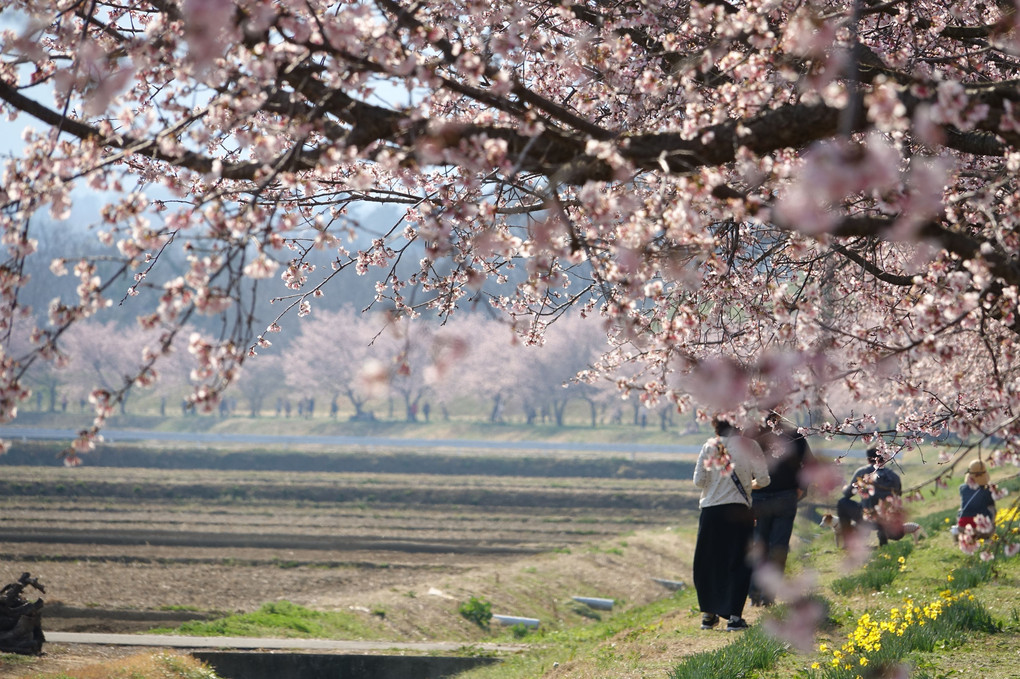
830, 242, 916, 286
831, 215, 1020, 297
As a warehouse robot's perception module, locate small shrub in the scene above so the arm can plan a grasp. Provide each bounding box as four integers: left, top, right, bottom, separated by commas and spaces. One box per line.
510, 622, 530, 639
570, 603, 602, 620
459, 596, 493, 629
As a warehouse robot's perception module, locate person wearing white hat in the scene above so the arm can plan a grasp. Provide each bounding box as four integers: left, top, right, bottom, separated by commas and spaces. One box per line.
957, 459, 995, 539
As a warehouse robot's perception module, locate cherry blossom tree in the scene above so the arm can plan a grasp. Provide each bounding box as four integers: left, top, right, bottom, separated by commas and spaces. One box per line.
2, 0, 1020, 502
381, 315, 462, 421
283, 306, 387, 419
553, 314, 619, 427
512, 313, 608, 426
57, 319, 155, 419
433, 314, 524, 423
230, 351, 285, 416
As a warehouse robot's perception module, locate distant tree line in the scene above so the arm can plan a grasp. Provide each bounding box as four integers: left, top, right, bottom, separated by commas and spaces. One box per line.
16, 308, 685, 430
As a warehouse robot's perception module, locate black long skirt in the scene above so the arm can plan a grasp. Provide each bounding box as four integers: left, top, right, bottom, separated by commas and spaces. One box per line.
693, 502, 754, 619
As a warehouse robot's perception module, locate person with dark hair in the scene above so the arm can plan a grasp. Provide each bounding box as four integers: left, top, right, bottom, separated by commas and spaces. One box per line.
836, 447, 903, 546
693, 417, 770, 632
748, 412, 816, 607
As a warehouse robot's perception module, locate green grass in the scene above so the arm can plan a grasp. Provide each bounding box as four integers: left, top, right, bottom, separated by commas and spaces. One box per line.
667, 624, 788, 679
456, 588, 701, 678
830, 540, 913, 595
149, 601, 383, 640
0, 652, 37, 668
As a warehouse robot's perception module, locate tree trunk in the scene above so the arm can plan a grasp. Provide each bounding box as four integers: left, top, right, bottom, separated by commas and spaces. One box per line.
489, 394, 504, 423
553, 399, 567, 427
522, 402, 536, 425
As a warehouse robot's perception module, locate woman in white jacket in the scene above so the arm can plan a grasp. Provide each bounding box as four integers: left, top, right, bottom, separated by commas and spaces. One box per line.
693, 417, 770, 631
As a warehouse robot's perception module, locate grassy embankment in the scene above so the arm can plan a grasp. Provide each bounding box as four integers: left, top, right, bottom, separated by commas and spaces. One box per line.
453, 471, 1020, 679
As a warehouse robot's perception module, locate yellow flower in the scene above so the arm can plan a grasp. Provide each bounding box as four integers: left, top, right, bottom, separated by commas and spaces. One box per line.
811, 662, 820, 670
860, 657, 869, 666
947, 574, 954, 582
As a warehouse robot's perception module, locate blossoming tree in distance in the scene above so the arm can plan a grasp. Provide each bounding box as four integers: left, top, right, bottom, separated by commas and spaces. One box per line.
0, 0, 1019, 540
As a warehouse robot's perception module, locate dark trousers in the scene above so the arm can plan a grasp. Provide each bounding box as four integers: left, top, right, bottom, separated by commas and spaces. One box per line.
693, 503, 754, 619
749, 490, 799, 605
837, 496, 900, 546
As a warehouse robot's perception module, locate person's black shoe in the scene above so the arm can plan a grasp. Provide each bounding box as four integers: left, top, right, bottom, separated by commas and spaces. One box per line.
700, 613, 719, 629
725, 618, 749, 631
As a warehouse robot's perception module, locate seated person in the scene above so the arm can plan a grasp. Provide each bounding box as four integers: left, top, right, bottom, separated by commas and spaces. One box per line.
836, 447, 903, 546
957, 459, 995, 539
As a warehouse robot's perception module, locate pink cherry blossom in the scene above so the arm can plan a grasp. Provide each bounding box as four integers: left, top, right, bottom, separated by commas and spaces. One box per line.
1, 0, 1020, 510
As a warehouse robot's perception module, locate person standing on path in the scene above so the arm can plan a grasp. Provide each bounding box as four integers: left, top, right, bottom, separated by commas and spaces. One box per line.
693, 417, 771, 632
747, 412, 816, 607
